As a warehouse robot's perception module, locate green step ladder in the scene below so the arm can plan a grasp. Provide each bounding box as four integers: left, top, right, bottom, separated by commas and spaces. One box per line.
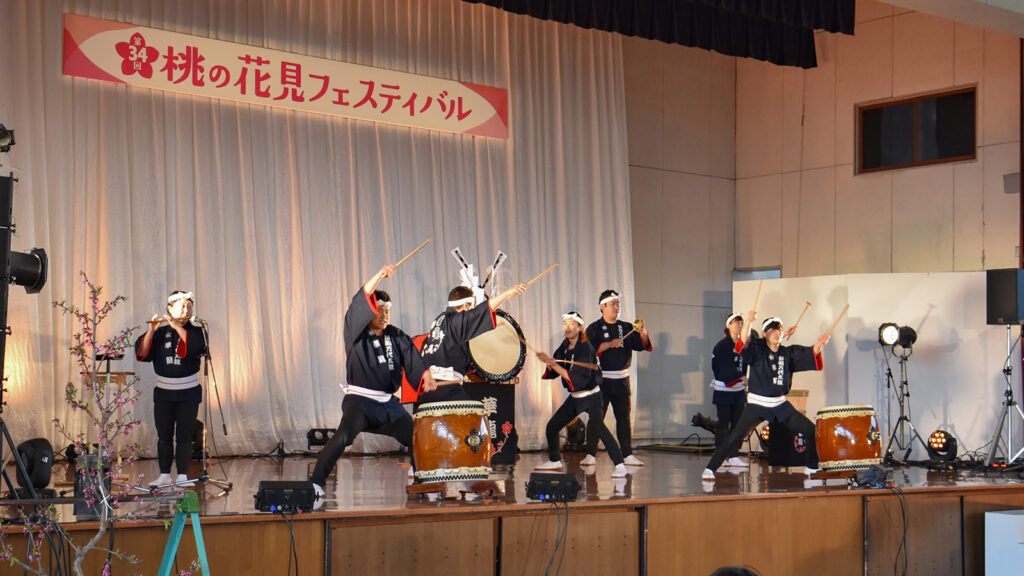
157, 491, 210, 576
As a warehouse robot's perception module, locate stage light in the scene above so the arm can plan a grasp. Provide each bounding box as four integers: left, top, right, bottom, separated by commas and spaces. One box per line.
927, 429, 958, 462
306, 428, 335, 449
759, 424, 771, 441
0, 124, 13, 153
897, 326, 917, 348
8, 247, 47, 293
691, 412, 717, 434
879, 323, 899, 346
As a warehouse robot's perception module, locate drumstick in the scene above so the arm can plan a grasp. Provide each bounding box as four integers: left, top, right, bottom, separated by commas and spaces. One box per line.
394, 239, 431, 268
525, 263, 558, 287
825, 304, 850, 338
752, 279, 764, 314
480, 251, 507, 289
621, 319, 645, 340
517, 334, 599, 370
784, 301, 812, 342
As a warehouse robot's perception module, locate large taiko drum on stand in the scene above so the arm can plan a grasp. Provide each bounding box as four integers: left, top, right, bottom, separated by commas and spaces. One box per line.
413, 401, 492, 483
815, 404, 882, 472
466, 309, 526, 382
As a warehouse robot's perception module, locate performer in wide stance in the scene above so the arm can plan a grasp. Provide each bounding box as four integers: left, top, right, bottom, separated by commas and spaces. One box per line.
309, 264, 437, 497
703, 313, 829, 481
535, 311, 627, 477
136, 290, 207, 487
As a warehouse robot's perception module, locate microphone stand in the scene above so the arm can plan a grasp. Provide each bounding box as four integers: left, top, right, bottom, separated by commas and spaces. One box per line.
197, 320, 232, 496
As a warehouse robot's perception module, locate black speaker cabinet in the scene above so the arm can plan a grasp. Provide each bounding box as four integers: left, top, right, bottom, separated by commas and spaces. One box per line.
986, 268, 1024, 325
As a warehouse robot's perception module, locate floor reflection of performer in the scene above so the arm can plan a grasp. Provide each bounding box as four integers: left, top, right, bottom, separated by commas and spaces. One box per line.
703, 313, 829, 481
535, 312, 626, 477
711, 313, 749, 468
582, 290, 651, 467
415, 282, 526, 406
135, 290, 207, 488
309, 265, 437, 497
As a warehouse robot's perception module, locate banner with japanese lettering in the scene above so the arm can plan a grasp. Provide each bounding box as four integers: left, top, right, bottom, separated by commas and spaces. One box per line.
62, 13, 508, 139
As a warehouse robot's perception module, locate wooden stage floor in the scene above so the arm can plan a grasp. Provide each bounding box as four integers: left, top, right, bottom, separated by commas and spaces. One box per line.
5, 448, 1024, 575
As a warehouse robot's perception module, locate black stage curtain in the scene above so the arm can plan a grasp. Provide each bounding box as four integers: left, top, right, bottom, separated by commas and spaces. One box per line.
462, 0, 856, 69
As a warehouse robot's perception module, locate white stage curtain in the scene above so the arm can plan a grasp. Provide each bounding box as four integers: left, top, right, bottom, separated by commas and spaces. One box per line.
0, 0, 634, 455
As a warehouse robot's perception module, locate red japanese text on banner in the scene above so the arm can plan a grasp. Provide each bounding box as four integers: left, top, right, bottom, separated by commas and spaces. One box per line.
62, 13, 508, 139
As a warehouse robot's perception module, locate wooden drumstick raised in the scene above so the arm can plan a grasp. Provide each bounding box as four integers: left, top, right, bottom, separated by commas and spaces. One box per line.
394, 239, 431, 268
752, 279, 765, 314
825, 304, 850, 338
526, 263, 558, 287
784, 301, 812, 342
621, 319, 645, 340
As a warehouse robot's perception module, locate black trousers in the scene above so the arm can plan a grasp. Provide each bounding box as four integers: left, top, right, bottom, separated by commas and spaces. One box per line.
706, 406, 818, 472
310, 402, 414, 486
153, 401, 200, 474
715, 402, 745, 458
546, 395, 623, 465
586, 377, 633, 457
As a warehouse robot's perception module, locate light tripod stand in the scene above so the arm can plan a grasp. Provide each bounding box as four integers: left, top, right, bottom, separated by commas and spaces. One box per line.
196, 320, 232, 496
986, 325, 1024, 466
882, 343, 930, 464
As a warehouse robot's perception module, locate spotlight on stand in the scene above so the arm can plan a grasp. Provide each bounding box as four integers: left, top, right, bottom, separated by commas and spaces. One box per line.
0, 124, 14, 153
927, 429, 958, 462
896, 326, 917, 348
8, 247, 47, 293
879, 323, 899, 346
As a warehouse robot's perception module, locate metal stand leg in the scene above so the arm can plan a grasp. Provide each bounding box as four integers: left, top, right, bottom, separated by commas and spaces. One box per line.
197, 325, 232, 496
882, 348, 930, 465
987, 325, 1024, 466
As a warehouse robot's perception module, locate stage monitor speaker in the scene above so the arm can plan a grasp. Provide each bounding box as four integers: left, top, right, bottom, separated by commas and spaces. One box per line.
16, 438, 54, 492
986, 268, 1024, 325
254, 480, 316, 513
525, 472, 579, 502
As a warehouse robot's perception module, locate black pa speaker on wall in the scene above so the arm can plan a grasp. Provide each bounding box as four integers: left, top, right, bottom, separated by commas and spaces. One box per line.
986, 268, 1024, 325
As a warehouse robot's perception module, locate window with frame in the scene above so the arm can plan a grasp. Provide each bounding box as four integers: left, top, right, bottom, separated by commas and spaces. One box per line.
857, 87, 976, 174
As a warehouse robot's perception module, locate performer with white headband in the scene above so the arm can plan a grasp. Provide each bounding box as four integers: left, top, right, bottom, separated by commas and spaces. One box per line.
582, 289, 652, 467
710, 312, 750, 467
535, 311, 626, 477
308, 264, 437, 498
414, 279, 527, 406
135, 290, 207, 488
702, 312, 828, 481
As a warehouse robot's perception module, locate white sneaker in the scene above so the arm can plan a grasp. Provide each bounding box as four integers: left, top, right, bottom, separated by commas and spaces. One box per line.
613, 476, 627, 495
148, 473, 172, 487
312, 483, 324, 498
726, 457, 749, 468
535, 460, 563, 471
803, 467, 821, 476
612, 463, 627, 478
623, 455, 644, 466
580, 454, 597, 466
175, 474, 195, 486
701, 468, 715, 481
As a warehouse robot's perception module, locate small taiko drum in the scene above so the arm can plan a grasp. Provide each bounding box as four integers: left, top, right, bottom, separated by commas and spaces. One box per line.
814, 404, 882, 472
413, 401, 492, 482
466, 309, 526, 382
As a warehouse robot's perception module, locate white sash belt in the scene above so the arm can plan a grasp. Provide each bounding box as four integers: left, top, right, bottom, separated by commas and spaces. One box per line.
748, 392, 785, 408
570, 388, 601, 399
156, 374, 200, 390
342, 383, 394, 403
602, 369, 629, 379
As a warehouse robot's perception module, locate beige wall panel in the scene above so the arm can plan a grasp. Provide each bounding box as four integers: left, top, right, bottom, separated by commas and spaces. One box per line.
630, 166, 664, 303
502, 510, 639, 576
709, 176, 736, 297
954, 22, 985, 86
664, 45, 712, 175
635, 301, 715, 439
803, 33, 838, 171
781, 171, 802, 276
836, 18, 893, 167
663, 172, 711, 306
623, 36, 663, 169
737, 58, 783, 179
782, 67, 805, 173
836, 166, 893, 273
648, 497, 863, 576
857, 0, 894, 23
709, 51, 737, 180
736, 174, 783, 269
981, 141, 1021, 268
982, 29, 1020, 146
793, 167, 838, 277
892, 11, 956, 97
953, 158, 985, 271
892, 164, 956, 272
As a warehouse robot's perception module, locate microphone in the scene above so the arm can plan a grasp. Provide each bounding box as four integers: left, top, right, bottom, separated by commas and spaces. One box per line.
192, 316, 209, 326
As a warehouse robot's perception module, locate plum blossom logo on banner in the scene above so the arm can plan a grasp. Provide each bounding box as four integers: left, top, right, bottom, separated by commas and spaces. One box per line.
115, 32, 158, 78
